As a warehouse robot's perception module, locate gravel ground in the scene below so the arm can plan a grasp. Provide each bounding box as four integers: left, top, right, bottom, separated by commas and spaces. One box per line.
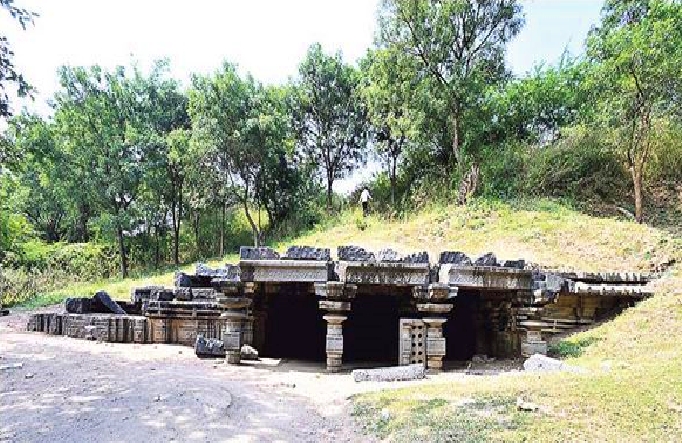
0, 308, 521, 442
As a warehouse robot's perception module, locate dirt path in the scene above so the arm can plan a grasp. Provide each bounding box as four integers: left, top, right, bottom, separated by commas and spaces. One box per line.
0, 309, 514, 442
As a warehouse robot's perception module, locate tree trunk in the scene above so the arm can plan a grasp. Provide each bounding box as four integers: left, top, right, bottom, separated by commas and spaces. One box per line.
451, 106, 461, 165
390, 156, 397, 207
220, 202, 225, 257
326, 173, 334, 213
242, 189, 260, 248
116, 224, 128, 278
154, 225, 160, 269
193, 211, 200, 257
173, 182, 182, 266
632, 164, 644, 223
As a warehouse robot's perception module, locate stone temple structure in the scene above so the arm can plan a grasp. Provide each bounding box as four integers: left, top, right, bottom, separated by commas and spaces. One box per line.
27, 245, 655, 372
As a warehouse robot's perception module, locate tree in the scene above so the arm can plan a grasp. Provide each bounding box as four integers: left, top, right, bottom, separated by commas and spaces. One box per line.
292, 43, 369, 212
587, 0, 682, 222
377, 0, 524, 182
360, 48, 419, 206
0, 0, 36, 118
54, 64, 168, 277
190, 63, 293, 247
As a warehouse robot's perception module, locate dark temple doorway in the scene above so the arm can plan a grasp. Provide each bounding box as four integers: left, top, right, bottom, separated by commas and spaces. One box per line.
444, 291, 479, 361
260, 285, 326, 360
345, 288, 408, 364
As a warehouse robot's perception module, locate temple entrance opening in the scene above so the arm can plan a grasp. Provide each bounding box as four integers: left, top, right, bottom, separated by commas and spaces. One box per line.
444, 290, 479, 361
344, 286, 412, 364
258, 283, 326, 360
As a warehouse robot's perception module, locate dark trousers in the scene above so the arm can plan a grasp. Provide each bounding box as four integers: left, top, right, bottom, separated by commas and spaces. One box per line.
362, 201, 369, 217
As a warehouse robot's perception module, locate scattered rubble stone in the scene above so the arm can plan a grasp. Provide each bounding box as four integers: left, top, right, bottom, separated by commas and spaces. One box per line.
516, 396, 540, 412
1, 308, 9, 316
474, 252, 498, 267
240, 246, 280, 260
240, 345, 259, 360
195, 335, 226, 358
352, 364, 425, 382
523, 354, 585, 373
0, 362, 23, 371
502, 259, 526, 270
337, 245, 376, 262
196, 263, 241, 281
65, 291, 127, 315
283, 246, 331, 261
401, 251, 430, 264
376, 248, 400, 262
175, 272, 192, 288
438, 251, 472, 265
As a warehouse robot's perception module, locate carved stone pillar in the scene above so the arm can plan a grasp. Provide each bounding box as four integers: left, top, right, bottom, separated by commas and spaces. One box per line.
322, 314, 347, 372
218, 282, 253, 365
416, 296, 454, 372
222, 311, 247, 364
316, 282, 355, 372
422, 318, 448, 370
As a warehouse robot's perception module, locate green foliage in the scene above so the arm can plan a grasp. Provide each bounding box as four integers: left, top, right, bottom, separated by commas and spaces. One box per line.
549, 336, 601, 358
291, 43, 369, 210
0, 0, 36, 117
524, 126, 630, 201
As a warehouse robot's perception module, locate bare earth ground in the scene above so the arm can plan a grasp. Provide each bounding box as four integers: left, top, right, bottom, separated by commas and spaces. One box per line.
0, 308, 514, 443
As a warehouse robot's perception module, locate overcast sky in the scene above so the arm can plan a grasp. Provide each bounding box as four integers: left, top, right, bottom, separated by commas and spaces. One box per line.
1, 0, 604, 192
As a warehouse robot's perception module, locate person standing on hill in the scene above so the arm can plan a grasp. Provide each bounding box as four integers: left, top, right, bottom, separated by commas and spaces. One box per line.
360, 187, 372, 217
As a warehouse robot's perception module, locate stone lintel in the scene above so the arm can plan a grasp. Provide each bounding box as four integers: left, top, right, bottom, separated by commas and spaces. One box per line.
314, 282, 356, 300
319, 300, 351, 312
439, 264, 533, 290
216, 297, 252, 310
240, 259, 332, 283
417, 304, 454, 315
336, 261, 430, 286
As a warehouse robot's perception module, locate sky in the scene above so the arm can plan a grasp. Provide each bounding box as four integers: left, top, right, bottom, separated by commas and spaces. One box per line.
1, 0, 604, 192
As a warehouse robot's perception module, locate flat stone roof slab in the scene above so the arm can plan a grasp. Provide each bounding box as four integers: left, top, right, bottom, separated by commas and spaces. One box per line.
439, 264, 534, 290
336, 261, 430, 286
240, 259, 332, 283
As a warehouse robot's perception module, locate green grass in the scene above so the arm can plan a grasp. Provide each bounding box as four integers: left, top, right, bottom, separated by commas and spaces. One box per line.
18, 254, 238, 308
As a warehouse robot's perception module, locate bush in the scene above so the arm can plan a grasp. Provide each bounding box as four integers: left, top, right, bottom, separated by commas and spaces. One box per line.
524, 126, 630, 201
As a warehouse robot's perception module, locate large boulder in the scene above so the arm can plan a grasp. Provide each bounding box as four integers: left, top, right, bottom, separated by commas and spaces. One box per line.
523, 354, 585, 373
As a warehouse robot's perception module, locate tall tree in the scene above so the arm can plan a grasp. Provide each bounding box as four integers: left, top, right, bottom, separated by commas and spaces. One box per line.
0, 0, 35, 118
190, 63, 292, 247
360, 48, 419, 206
376, 0, 523, 181
587, 0, 682, 222
293, 43, 369, 211
54, 64, 166, 277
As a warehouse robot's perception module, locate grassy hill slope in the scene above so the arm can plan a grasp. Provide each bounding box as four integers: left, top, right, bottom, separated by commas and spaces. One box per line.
14, 197, 682, 440
24, 198, 679, 306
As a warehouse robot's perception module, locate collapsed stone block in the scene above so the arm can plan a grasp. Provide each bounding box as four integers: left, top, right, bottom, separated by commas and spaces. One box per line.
352, 364, 426, 382
283, 246, 331, 261
475, 252, 498, 267
65, 298, 91, 314
195, 335, 226, 357
337, 245, 376, 262
438, 251, 472, 266
240, 246, 280, 260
